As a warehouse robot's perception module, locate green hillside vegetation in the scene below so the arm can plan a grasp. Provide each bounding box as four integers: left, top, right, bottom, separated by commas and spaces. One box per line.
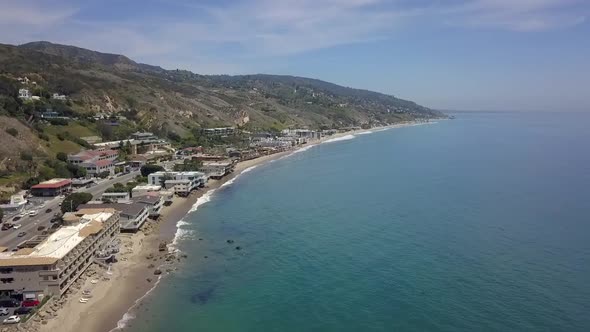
0, 41, 445, 193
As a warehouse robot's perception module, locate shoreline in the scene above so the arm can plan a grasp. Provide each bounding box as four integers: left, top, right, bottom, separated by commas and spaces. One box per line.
35, 120, 435, 332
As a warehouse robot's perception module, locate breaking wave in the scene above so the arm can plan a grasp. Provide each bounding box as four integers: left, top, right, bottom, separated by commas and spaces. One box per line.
323, 134, 356, 143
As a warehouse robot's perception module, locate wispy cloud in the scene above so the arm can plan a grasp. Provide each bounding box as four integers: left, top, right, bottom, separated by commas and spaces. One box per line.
445, 0, 587, 31
0, 0, 77, 26
0, 0, 587, 73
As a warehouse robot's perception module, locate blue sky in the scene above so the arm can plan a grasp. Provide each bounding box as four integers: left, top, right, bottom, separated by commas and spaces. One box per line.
1, 0, 589, 111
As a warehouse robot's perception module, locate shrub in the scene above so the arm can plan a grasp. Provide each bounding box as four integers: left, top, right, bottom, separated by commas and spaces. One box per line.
5, 127, 18, 137
56, 152, 68, 162
140, 164, 164, 177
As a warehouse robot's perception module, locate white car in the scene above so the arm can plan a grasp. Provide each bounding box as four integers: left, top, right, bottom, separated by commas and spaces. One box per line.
28, 211, 37, 217
3, 315, 20, 324
12, 224, 22, 230
0, 308, 8, 316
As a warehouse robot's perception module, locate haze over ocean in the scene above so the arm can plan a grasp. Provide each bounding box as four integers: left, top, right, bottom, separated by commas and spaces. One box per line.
123, 112, 590, 332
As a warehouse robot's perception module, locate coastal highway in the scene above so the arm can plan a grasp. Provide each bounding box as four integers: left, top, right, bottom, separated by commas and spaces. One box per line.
0, 171, 140, 250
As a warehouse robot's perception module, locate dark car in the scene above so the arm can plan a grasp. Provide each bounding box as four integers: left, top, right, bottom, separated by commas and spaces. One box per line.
21, 300, 40, 308
1, 224, 12, 231
45, 208, 52, 213
12, 216, 21, 222
14, 307, 33, 315
37, 226, 46, 232
0, 299, 20, 308
17, 232, 26, 237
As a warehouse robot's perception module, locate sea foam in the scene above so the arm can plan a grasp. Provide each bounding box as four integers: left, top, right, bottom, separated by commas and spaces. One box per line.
323, 134, 356, 143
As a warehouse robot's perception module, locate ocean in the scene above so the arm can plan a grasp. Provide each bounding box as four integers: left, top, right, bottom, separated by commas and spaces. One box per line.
122, 112, 590, 332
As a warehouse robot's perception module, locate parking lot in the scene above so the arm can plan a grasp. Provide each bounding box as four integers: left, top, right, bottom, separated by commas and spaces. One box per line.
0, 171, 140, 251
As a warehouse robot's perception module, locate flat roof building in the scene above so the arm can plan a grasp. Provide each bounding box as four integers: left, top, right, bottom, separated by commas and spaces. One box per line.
77, 203, 149, 232
0, 210, 119, 299
30, 179, 72, 197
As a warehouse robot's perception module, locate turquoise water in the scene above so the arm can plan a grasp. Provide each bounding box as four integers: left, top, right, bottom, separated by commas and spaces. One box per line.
124, 112, 590, 332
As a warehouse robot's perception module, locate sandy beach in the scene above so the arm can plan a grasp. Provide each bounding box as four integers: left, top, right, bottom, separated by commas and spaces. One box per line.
32, 122, 427, 332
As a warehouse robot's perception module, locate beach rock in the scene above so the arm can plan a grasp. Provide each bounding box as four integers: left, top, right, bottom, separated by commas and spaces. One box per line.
181, 254, 188, 258
204, 256, 208, 258
158, 242, 168, 252
226, 239, 234, 244
154, 269, 162, 275
146, 253, 154, 260
166, 268, 173, 272
199, 238, 203, 241
235, 246, 242, 250
41, 320, 48, 325
146, 278, 152, 283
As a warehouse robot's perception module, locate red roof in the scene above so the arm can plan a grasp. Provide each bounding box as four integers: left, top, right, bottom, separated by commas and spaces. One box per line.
31, 179, 72, 189
95, 159, 114, 167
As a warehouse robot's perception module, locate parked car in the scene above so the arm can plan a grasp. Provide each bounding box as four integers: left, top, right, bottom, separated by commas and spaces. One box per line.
1, 224, 13, 231
0, 299, 20, 308
0, 308, 8, 316
21, 300, 40, 308
45, 208, 52, 213
28, 210, 37, 217
17, 232, 26, 237
14, 307, 32, 315
2, 315, 20, 324
11, 216, 21, 222
36, 226, 45, 232
12, 224, 22, 230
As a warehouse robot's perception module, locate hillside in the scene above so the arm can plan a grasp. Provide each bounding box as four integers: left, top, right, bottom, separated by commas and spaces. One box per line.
1, 41, 442, 130
0, 41, 444, 193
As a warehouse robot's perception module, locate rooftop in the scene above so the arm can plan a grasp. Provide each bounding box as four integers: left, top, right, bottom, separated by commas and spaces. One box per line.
78, 203, 147, 218
132, 185, 161, 191
31, 179, 72, 189
0, 211, 114, 267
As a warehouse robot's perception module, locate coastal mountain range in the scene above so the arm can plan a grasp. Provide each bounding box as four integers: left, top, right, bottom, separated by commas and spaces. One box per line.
0, 41, 442, 131
0, 41, 443, 192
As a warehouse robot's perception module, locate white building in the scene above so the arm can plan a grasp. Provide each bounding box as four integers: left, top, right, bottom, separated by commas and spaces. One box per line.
131, 185, 161, 198
0, 210, 120, 298
148, 171, 206, 196
18, 89, 31, 100
132, 194, 164, 217
52, 93, 67, 100
101, 192, 130, 203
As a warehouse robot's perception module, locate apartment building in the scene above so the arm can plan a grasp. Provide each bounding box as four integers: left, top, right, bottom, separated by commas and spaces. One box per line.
0, 210, 120, 300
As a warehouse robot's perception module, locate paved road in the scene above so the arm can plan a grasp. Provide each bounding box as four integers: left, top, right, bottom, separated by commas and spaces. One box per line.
0, 171, 140, 250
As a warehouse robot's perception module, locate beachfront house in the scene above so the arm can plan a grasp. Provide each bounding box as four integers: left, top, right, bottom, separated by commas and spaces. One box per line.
131, 194, 164, 217
77, 203, 149, 232
147, 171, 207, 196
200, 161, 235, 179
0, 210, 120, 299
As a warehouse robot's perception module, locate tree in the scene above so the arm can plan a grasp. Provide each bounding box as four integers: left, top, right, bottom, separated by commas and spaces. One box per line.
61, 192, 93, 213
140, 164, 164, 177
56, 152, 68, 162
98, 171, 110, 179
173, 159, 202, 172
22, 177, 40, 189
